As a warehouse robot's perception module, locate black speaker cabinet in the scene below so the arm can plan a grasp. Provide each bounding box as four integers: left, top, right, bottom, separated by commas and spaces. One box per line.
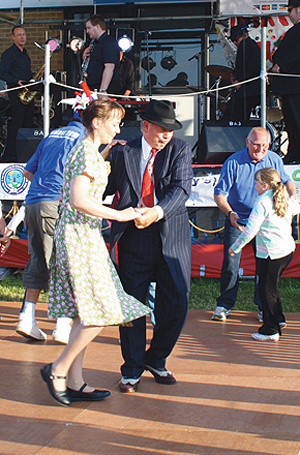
16, 128, 44, 163
197, 120, 261, 164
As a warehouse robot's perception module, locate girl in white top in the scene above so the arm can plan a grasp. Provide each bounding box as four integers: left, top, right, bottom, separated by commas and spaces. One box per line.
229, 167, 300, 341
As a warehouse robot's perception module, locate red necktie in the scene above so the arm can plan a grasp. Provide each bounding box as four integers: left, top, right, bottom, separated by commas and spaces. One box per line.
140, 148, 157, 208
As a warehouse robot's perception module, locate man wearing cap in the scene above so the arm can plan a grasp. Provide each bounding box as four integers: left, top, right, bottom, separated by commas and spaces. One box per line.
271, 0, 300, 163
105, 99, 193, 392
223, 24, 261, 121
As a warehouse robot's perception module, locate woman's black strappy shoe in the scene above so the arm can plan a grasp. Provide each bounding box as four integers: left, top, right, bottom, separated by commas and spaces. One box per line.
40, 363, 70, 406
67, 382, 111, 402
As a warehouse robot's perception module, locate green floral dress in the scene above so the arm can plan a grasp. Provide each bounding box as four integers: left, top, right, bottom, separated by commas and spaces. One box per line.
48, 138, 149, 326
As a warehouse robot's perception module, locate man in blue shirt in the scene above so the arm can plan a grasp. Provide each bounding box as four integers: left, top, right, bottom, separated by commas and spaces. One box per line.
16, 119, 86, 341
212, 127, 296, 321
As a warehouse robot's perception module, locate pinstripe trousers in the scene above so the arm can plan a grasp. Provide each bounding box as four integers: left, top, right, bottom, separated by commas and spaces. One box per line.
118, 221, 189, 378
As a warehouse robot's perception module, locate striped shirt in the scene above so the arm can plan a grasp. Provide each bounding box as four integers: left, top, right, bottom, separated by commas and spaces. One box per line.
231, 190, 300, 259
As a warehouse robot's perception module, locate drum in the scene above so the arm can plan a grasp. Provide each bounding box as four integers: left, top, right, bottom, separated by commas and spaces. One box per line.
219, 92, 232, 116
266, 121, 277, 150
266, 95, 283, 123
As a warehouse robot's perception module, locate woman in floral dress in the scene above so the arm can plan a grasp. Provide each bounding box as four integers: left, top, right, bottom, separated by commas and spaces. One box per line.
40, 98, 149, 406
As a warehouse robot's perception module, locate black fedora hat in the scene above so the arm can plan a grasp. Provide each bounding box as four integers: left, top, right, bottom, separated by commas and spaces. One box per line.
229, 25, 247, 41
139, 99, 182, 130
288, 0, 300, 7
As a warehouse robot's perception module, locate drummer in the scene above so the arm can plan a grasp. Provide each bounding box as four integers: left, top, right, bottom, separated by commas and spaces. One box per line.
270, 0, 300, 164
222, 24, 261, 122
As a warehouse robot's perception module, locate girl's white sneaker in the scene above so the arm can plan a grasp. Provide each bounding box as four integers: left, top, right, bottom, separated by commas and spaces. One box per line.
251, 332, 279, 341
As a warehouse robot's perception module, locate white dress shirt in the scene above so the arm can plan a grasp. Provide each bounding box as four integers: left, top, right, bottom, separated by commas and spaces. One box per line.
141, 136, 164, 220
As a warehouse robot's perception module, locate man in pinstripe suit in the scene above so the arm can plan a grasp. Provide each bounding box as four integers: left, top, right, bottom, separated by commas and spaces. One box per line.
106, 99, 193, 392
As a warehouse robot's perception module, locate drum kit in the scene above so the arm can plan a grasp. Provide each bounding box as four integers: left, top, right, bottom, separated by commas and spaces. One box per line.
204, 64, 288, 156
204, 64, 233, 120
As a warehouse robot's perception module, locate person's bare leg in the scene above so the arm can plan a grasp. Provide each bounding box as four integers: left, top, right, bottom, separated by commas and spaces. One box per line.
25, 288, 41, 303
67, 348, 86, 390
50, 317, 103, 392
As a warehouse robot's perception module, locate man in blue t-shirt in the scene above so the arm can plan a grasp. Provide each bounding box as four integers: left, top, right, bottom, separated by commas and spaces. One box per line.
212, 127, 296, 321
16, 119, 86, 342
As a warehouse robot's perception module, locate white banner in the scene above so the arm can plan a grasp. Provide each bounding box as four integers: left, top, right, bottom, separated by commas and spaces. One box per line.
187, 174, 220, 207
0, 162, 299, 205
219, 0, 288, 17
186, 164, 300, 207
287, 165, 300, 198
0, 164, 30, 201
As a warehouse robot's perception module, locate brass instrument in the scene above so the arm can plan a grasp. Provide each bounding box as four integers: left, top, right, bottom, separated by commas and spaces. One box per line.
18, 64, 45, 105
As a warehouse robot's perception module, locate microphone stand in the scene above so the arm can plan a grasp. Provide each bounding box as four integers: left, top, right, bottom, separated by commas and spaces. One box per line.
188, 43, 214, 61
188, 43, 214, 158
145, 31, 152, 97
242, 28, 246, 121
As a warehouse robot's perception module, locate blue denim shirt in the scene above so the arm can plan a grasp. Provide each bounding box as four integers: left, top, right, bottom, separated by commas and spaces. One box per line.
214, 148, 291, 224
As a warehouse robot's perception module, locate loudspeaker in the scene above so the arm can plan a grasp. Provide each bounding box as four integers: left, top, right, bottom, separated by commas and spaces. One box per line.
197, 120, 261, 164
16, 128, 44, 163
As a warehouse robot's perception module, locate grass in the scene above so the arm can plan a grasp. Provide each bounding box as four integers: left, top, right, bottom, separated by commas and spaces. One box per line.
0, 272, 48, 303
1, 271, 300, 313
190, 277, 300, 312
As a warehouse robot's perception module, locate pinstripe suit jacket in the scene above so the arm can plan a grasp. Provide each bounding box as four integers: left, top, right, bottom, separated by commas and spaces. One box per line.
105, 135, 193, 295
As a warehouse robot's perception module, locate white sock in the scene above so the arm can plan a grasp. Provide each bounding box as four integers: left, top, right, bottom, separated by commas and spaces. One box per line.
55, 317, 72, 331
21, 301, 36, 324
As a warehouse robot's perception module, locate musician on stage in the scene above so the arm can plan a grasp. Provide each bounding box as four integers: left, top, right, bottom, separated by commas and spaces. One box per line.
83, 14, 121, 96
223, 24, 261, 122
119, 50, 135, 97
0, 25, 34, 162
271, 0, 300, 164
166, 72, 189, 87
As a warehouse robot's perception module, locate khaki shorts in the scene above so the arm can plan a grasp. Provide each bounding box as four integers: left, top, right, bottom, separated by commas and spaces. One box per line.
22, 201, 59, 290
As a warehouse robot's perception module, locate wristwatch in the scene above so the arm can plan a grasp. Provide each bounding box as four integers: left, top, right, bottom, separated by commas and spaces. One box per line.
99, 89, 107, 92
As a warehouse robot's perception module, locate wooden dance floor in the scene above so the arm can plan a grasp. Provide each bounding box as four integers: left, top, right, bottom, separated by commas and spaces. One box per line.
0, 302, 300, 455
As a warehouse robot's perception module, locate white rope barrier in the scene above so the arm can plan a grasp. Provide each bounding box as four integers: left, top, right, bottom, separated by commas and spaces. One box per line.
0, 78, 241, 96
0, 71, 297, 105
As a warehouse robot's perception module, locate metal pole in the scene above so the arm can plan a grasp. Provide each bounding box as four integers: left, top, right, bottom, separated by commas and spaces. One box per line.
260, 21, 267, 128
20, 0, 24, 25
43, 43, 50, 137
204, 33, 210, 120
145, 31, 152, 97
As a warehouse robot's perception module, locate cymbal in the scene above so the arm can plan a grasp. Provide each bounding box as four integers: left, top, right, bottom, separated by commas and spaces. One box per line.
205, 64, 233, 81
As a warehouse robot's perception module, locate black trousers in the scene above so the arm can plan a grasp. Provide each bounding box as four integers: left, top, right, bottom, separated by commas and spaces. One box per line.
281, 93, 300, 164
257, 252, 293, 335
2, 90, 34, 162
117, 222, 189, 378
222, 92, 260, 122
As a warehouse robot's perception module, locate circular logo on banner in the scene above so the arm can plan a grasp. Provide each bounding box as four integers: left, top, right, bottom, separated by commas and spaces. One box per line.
1, 164, 29, 196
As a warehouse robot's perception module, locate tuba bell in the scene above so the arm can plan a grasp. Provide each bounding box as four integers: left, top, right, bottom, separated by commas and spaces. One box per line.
18, 64, 45, 105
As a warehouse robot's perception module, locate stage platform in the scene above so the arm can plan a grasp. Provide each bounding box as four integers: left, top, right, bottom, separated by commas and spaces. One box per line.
0, 302, 300, 455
